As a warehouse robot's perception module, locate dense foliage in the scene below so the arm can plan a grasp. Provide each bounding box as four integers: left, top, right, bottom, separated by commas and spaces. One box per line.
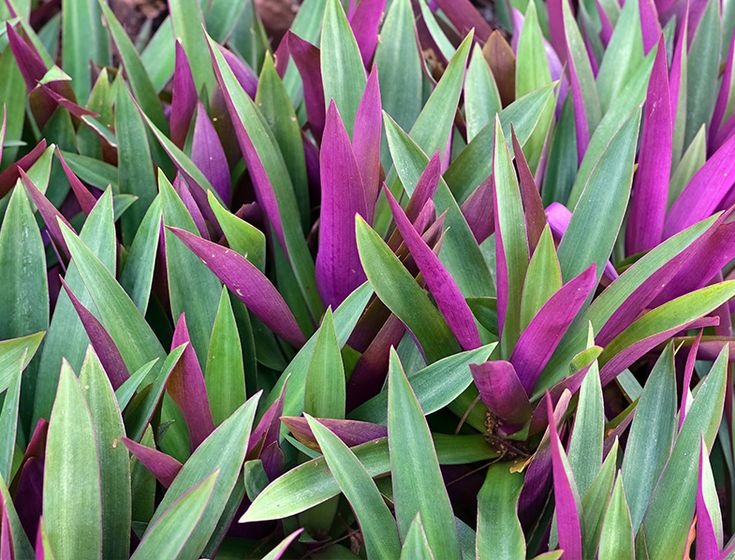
0, 0, 734, 558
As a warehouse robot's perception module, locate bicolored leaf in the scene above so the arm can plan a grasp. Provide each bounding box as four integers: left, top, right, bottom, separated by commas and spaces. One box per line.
388, 349, 460, 558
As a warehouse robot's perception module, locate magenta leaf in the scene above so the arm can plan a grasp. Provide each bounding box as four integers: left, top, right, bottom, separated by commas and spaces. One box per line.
167, 226, 306, 347
122, 437, 183, 488
348, 0, 386, 65
696, 440, 720, 560
352, 67, 382, 221
470, 361, 532, 426
191, 103, 231, 205
281, 416, 387, 449
170, 41, 198, 148
287, 32, 326, 139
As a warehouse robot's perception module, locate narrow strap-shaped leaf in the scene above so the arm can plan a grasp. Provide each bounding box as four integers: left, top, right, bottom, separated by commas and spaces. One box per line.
388, 349, 460, 558
168, 314, 216, 450
546, 393, 583, 560
130, 471, 217, 560
476, 464, 525, 560
355, 216, 458, 362
465, 45, 502, 143
43, 362, 102, 560
168, 226, 306, 347
316, 102, 369, 307
287, 32, 326, 138
191, 103, 230, 204
20, 168, 73, 259
56, 149, 96, 215
400, 515, 435, 560
122, 437, 183, 488
307, 415, 401, 559
321, 0, 367, 135
679, 330, 703, 429
625, 36, 672, 254
149, 394, 260, 559
283, 417, 387, 449
167, 0, 214, 94
510, 265, 596, 393
170, 41, 197, 148
352, 67, 382, 220
304, 309, 346, 419
598, 475, 634, 560
59, 279, 129, 389
471, 361, 531, 426
519, 226, 561, 331
515, 2, 551, 99
385, 187, 481, 350
696, 441, 720, 560
79, 348, 131, 559
261, 529, 305, 560
348, 0, 385, 65
0, 350, 22, 482
511, 127, 546, 253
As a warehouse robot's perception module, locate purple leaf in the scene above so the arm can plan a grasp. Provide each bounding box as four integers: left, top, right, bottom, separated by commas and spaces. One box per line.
57, 149, 97, 215
172, 174, 209, 239
669, 9, 688, 127
273, 37, 290, 78
0, 106, 5, 164
287, 32, 325, 139
122, 437, 183, 488
0, 140, 47, 197
711, 34, 735, 146
639, 0, 662, 54
170, 41, 198, 148
346, 315, 405, 409
546, 0, 567, 65
433, 0, 493, 42
348, 0, 386, 65
281, 416, 387, 449
352, 67, 382, 221
596, 0, 613, 45
208, 44, 287, 251
529, 365, 589, 435
191, 103, 231, 205
16, 458, 43, 545
167, 314, 216, 450
248, 384, 286, 461
599, 315, 719, 385
405, 152, 441, 222
316, 101, 369, 308
59, 278, 130, 389
664, 133, 735, 238
20, 168, 73, 259
546, 393, 583, 560
5, 23, 46, 89
470, 361, 532, 426
679, 330, 702, 430
625, 37, 672, 254
566, 44, 590, 162
696, 439, 720, 560
461, 177, 494, 244
512, 128, 546, 253
167, 227, 306, 347
510, 265, 596, 393
385, 186, 482, 349
218, 45, 258, 99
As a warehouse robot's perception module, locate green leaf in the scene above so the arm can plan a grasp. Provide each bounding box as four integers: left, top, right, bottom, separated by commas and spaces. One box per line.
638, 347, 729, 558
520, 226, 561, 331
465, 45, 502, 142
0, 474, 34, 560
140, 18, 175, 93
320, 0, 366, 135
621, 345, 676, 531
595, 0, 643, 114
669, 125, 706, 206
383, 115, 495, 298
149, 394, 259, 558
685, 0, 721, 147
44, 362, 102, 560
515, 1, 551, 98
558, 109, 640, 282
0, 333, 44, 395
160, 173, 220, 362
0, 48, 26, 166
410, 33, 472, 157
307, 416, 401, 559
168, 0, 214, 93
257, 52, 309, 227
388, 349, 459, 558
0, 350, 22, 482
400, 515, 435, 560
79, 347, 131, 560
124, 346, 185, 441
62, 0, 106, 103
562, 0, 601, 131
581, 440, 618, 556
116, 84, 157, 243
205, 287, 246, 425
36, 190, 116, 424
373, 0, 422, 132
0, 185, 48, 431
598, 476, 634, 560
351, 344, 496, 423
209, 34, 323, 321
601, 282, 735, 367
131, 471, 218, 560
242, 434, 494, 522
567, 329, 603, 497
120, 197, 162, 314
98, 0, 167, 131
207, 190, 265, 271
476, 464, 525, 560
355, 216, 458, 362
115, 359, 157, 411
60, 221, 166, 372
304, 309, 345, 419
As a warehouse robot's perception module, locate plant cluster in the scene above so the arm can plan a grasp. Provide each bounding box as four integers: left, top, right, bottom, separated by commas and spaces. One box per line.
0, 0, 734, 558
